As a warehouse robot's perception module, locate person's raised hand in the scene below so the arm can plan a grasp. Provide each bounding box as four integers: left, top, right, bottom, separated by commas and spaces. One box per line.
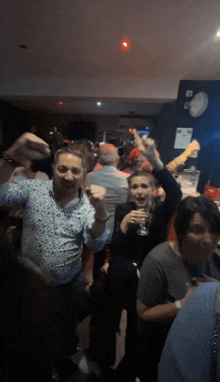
184, 140, 201, 158
132, 129, 156, 159
5, 133, 51, 164
85, 184, 106, 213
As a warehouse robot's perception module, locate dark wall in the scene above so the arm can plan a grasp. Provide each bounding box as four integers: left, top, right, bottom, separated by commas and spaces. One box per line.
0, 100, 61, 149
0, 101, 98, 149
0, 101, 32, 148
156, 80, 220, 193
68, 121, 96, 142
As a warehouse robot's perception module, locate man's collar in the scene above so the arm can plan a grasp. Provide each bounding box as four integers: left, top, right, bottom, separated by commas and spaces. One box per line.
98, 165, 117, 173
50, 181, 84, 206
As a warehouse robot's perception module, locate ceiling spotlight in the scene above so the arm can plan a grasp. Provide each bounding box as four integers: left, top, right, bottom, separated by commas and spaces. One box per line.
97, 102, 102, 106
121, 38, 131, 51
217, 30, 220, 37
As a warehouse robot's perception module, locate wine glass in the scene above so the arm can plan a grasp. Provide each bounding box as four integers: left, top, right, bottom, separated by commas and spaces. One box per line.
137, 222, 149, 236
137, 199, 153, 236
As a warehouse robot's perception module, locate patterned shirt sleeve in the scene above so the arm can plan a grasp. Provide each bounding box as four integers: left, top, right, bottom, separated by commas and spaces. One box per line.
0, 181, 31, 206
82, 199, 109, 252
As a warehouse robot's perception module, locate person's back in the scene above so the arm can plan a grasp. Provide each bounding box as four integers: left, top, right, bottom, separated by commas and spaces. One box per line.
158, 282, 219, 382
86, 144, 129, 242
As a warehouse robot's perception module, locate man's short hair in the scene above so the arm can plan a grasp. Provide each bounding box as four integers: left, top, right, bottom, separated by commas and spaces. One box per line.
97, 144, 119, 166
174, 195, 220, 246
54, 146, 86, 169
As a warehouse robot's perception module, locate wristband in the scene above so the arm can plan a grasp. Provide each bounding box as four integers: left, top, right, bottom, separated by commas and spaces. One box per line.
175, 300, 182, 312
2, 152, 23, 167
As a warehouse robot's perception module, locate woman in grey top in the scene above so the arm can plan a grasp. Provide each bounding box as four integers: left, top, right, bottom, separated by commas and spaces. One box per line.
137, 195, 220, 382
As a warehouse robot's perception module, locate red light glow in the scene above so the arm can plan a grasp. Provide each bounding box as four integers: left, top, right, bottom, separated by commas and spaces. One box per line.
121, 38, 131, 51
59, 101, 63, 105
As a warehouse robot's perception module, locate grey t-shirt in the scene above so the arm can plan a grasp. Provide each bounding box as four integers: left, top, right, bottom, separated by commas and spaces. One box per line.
138, 241, 214, 308
137, 242, 220, 368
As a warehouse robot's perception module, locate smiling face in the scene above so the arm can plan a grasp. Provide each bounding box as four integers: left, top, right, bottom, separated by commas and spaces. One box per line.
53, 153, 85, 200
180, 212, 220, 263
129, 175, 154, 209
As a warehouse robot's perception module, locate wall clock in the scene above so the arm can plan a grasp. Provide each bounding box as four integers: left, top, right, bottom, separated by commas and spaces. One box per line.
184, 92, 209, 118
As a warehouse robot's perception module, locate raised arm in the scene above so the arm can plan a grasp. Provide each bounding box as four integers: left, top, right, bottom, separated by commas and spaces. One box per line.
85, 184, 108, 239
132, 129, 182, 209
167, 140, 200, 172
0, 133, 51, 185
132, 129, 164, 172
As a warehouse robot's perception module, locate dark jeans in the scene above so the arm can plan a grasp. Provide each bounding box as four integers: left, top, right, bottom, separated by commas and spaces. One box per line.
12, 258, 93, 359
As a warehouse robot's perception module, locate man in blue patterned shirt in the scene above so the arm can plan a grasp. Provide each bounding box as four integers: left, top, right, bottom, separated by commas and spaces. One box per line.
0, 133, 109, 373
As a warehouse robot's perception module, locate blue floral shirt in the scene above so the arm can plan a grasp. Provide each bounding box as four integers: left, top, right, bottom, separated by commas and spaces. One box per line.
0, 180, 108, 284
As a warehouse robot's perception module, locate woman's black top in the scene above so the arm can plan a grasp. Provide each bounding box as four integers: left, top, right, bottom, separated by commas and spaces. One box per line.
111, 167, 182, 267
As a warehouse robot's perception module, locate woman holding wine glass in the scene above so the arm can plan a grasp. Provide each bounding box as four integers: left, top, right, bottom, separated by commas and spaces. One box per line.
86, 131, 182, 381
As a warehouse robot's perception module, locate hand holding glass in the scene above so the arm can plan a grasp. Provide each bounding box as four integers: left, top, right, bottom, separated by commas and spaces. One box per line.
137, 200, 153, 236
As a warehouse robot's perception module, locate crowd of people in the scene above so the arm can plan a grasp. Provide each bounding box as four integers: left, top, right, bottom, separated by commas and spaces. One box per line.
1, 128, 220, 382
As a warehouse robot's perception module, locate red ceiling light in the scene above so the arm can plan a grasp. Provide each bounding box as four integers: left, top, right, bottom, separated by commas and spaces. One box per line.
121, 38, 131, 51
59, 101, 63, 105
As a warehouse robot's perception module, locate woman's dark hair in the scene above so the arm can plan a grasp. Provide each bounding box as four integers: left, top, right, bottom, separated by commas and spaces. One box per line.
174, 195, 220, 246
127, 170, 157, 189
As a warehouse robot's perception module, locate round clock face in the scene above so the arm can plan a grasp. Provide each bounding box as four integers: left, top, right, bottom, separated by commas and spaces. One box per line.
189, 92, 208, 118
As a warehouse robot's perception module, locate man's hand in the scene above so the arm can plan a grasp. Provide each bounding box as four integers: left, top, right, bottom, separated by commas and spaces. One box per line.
85, 184, 106, 213
5, 133, 51, 164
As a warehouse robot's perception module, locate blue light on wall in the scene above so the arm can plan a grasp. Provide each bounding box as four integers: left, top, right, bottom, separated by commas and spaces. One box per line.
156, 80, 220, 192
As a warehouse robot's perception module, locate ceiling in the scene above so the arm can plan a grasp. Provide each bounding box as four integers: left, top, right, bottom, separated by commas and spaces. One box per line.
1, 0, 220, 115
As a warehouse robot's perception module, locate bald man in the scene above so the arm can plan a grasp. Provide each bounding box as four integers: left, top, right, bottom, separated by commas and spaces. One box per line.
86, 144, 129, 244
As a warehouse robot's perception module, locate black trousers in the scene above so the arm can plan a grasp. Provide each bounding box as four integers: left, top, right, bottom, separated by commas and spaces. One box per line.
87, 256, 139, 372
137, 323, 171, 382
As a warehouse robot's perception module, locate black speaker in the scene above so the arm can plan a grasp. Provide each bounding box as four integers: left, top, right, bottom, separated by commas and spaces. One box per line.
68, 121, 96, 142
